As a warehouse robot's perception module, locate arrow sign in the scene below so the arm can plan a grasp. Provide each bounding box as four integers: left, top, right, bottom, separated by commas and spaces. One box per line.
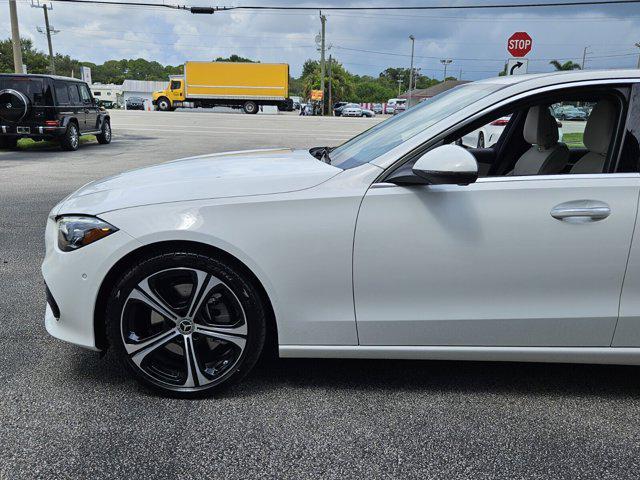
507, 58, 528, 76
510, 61, 523, 75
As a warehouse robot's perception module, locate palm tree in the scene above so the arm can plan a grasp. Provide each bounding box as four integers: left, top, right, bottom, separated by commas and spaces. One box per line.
549, 60, 582, 71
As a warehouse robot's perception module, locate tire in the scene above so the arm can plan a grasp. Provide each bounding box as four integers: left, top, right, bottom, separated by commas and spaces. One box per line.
0, 136, 18, 149
96, 119, 111, 144
60, 122, 80, 151
105, 250, 267, 397
243, 101, 258, 114
157, 98, 171, 112
477, 132, 485, 149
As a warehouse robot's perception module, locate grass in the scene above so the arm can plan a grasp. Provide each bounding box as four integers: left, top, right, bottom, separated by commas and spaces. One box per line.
562, 132, 584, 148
13, 135, 96, 150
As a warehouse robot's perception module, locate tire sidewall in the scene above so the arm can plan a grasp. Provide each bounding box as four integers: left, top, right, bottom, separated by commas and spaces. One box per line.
105, 251, 266, 397
244, 101, 258, 114
98, 119, 111, 144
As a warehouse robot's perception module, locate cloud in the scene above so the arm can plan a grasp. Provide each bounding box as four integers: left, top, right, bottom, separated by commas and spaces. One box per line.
4, 0, 640, 79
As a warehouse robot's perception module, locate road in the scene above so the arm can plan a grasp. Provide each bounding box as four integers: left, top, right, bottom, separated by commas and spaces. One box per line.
1, 110, 639, 479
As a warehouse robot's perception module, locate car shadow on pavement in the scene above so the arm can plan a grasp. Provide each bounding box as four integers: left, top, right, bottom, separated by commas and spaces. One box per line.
72, 349, 640, 400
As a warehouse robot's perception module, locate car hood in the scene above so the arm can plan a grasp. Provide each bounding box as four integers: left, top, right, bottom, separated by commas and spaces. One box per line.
55, 148, 341, 215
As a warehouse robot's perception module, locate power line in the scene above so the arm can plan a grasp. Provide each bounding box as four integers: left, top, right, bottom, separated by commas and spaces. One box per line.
44, 0, 640, 13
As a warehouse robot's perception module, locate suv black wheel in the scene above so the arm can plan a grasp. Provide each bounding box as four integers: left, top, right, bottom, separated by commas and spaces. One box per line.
96, 119, 111, 144
243, 101, 258, 114
61, 122, 80, 151
105, 251, 267, 397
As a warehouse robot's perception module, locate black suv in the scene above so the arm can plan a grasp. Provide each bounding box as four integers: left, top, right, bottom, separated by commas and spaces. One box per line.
0, 74, 111, 151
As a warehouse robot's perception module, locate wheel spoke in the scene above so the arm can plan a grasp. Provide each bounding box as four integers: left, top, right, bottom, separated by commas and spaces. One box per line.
134, 278, 179, 322
194, 324, 247, 349
187, 270, 222, 318
183, 335, 209, 388
129, 330, 180, 365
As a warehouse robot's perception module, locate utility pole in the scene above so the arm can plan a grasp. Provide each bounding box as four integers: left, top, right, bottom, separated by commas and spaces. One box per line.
397, 78, 402, 97
9, 0, 24, 73
459, 68, 463, 80
33, 1, 58, 74
636, 43, 640, 69
328, 54, 333, 116
408, 35, 415, 108
440, 59, 452, 81
319, 11, 326, 115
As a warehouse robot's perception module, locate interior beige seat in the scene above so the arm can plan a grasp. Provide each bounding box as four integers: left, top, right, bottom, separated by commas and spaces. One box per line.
510, 105, 569, 176
570, 99, 617, 174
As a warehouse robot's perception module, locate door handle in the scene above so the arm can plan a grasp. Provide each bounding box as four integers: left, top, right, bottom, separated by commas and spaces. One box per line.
550, 200, 611, 222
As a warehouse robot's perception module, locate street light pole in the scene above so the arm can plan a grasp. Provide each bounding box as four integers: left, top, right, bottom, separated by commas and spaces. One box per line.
581, 46, 591, 70
636, 43, 640, 69
9, 0, 24, 73
397, 78, 402, 97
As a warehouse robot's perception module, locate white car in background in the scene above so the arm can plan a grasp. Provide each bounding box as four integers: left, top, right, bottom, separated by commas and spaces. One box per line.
462, 114, 564, 148
341, 103, 364, 117
386, 98, 406, 114
43, 70, 640, 397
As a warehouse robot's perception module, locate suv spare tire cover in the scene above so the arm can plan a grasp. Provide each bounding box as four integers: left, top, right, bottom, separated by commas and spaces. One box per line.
0, 89, 30, 123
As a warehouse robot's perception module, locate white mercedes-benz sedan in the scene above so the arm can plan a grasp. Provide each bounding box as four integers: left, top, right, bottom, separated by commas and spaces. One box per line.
43, 70, 640, 396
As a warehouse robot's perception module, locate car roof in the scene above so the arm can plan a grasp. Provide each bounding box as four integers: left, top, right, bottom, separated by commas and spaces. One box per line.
0, 73, 86, 82
475, 69, 640, 88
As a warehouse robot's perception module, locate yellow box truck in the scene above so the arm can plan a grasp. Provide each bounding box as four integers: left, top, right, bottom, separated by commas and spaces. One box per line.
152, 61, 293, 114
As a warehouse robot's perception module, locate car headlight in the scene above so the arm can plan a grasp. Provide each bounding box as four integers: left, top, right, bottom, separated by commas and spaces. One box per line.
57, 216, 118, 252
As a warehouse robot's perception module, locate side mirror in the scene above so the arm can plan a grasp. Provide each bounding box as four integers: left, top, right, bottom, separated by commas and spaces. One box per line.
412, 145, 478, 186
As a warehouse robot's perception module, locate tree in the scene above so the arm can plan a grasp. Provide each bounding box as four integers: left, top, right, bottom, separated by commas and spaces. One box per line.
352, 81, 396, 103
215, 54, 256, 63
300, 58, 354, 109
549, 60, 581, 71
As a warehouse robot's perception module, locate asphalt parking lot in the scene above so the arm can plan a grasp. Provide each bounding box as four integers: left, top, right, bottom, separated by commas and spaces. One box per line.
1, 110, 640, 479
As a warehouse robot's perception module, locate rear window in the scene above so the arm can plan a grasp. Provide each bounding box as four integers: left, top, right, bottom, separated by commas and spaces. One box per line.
0, 76, 52, 106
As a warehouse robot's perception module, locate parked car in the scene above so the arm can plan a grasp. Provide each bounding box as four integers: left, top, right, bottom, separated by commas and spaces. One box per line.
126, 96, 145, 110
461, 113, 564, 148
341, 103, 364, 117
43, 70, 640, 397
372, 103, 383, 114
333, 101, 349, 116
393, 102, 407, 115
97, 100, 116, 109
0, 73, 111, 151
553, 105, 587, 121
361, 107, 375, 118
386, 98, 406, 114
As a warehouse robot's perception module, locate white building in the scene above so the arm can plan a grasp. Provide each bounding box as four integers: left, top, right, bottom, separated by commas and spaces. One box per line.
90, 83, 123, 106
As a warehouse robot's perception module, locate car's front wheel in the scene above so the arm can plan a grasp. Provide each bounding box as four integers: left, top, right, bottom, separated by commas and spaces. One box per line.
105, 251, 266, 397
96, 119, 111, 144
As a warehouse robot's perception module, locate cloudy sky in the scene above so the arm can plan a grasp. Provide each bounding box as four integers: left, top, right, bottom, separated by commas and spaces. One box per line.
2, 0, 640, 80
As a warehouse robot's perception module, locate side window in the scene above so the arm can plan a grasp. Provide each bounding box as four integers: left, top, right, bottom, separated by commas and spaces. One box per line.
170, 80, 181, 90
79, 84, 92, 103
449, 90, 625, 177
93, 91, 101, 97
68, 84, 80, 105
54, 81, 70, 105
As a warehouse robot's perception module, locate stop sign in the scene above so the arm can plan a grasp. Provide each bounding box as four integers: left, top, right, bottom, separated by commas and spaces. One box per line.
507, 32, 532, 58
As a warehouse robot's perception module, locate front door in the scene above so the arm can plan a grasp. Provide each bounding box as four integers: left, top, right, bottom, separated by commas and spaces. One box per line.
168, 79, 184, 105
79, 83, 99, 132
353, 175, 639, 347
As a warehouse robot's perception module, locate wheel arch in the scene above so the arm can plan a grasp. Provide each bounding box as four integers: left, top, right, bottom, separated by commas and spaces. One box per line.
93, 240, 278, 355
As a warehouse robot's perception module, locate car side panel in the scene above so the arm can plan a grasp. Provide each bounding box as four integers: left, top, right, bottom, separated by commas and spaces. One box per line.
100, 168, 377, 346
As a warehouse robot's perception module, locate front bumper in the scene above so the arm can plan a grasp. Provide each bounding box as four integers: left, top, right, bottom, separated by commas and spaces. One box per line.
41, 216, 140, 350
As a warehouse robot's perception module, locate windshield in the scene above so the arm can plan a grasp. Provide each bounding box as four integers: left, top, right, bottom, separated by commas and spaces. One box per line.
329, 83, 503, 169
